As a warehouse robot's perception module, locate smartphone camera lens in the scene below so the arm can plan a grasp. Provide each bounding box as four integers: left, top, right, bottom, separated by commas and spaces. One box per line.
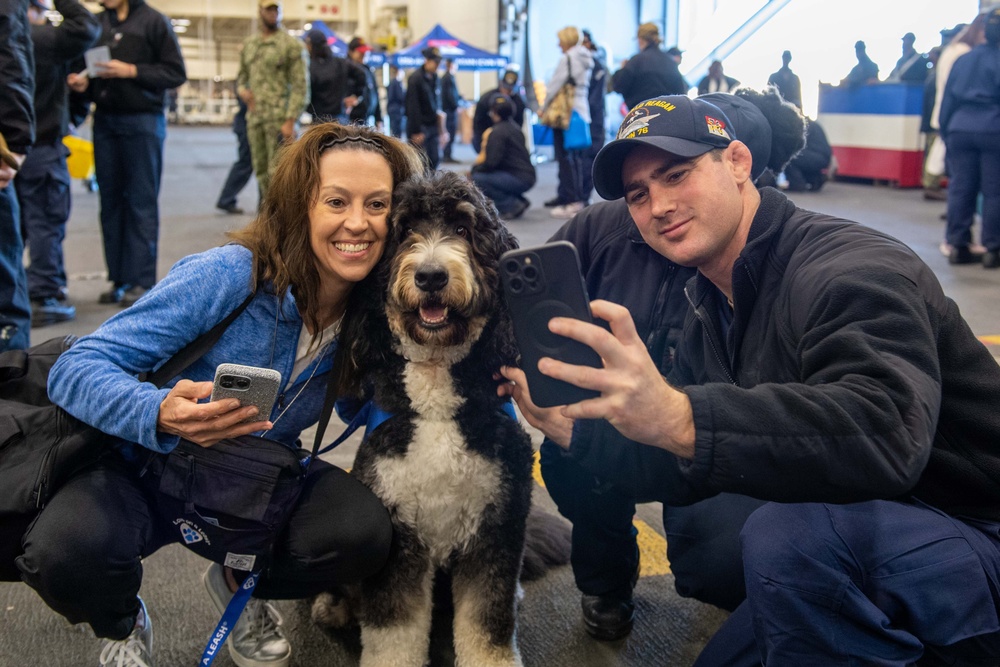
504, 259, 520, 275
523, 265, 538, 281
508, 277, 523, 294
235, 378, 251, 390
220, 375, 235, 389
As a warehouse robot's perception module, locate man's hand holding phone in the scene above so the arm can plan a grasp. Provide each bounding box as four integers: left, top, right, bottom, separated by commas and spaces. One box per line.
526, 299, 697, 459
157, 379, 273, 448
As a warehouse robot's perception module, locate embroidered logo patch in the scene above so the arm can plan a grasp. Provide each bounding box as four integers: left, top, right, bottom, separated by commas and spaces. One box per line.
176, 520, 207, 545
705, 116, 729, 139
617, 107, 661, 140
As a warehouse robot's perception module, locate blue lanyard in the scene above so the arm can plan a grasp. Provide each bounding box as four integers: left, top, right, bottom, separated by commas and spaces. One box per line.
199, 570, 260, 666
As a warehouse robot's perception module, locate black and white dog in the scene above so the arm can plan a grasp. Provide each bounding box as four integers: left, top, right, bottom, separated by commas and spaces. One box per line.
324, 172, 536, 666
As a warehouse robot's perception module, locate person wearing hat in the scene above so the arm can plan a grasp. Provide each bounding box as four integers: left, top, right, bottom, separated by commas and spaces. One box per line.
236, 0, 309, 201
502, 92, 1000, 664
0, 0, 36, 352
472, 67, 526, 153
405, 46, 446, 169
346, 36, 383, 129
470, 95, 536, 219
65, 0, 187, 308
841, 39, 880, 87
887, 31, 930, 82
522, 88, 805, 642
767, 50, 802, 110
16, 0, 99, 328
611, 22, 688, 111
303, 29, 364, 125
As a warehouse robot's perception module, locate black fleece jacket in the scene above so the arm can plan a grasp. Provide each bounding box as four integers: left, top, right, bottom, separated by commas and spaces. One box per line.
30, 0, 100, 146
87, 0, 186, 114
570, 188, 1000, 520
611, 44, 688, 109
471, 120, 536, 186
0, 0, 35, 154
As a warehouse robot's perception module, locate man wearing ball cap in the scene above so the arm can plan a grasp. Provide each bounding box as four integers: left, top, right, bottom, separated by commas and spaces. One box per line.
502, 93, 1000, 664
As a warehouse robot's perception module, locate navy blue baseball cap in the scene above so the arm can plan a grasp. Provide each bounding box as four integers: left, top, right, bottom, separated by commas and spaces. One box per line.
593, 95, 736, 201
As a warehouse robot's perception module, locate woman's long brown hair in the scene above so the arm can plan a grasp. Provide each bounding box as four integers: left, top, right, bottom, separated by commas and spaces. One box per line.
228, 122, 424, 395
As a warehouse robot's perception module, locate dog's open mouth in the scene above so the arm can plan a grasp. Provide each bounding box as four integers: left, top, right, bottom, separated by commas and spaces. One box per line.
418, 302, 450, 329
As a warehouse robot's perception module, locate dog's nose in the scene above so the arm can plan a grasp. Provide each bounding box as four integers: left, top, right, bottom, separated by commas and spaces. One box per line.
414, 267, 448, 293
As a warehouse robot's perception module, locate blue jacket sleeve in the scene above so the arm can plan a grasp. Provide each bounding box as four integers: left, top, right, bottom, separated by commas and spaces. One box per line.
48, 247, 255, 453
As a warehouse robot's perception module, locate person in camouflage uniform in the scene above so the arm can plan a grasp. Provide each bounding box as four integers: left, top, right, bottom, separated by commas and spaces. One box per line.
237, 0, 309, 201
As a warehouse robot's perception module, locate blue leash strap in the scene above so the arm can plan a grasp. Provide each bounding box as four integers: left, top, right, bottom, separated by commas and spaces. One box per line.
199, 570, 260, 666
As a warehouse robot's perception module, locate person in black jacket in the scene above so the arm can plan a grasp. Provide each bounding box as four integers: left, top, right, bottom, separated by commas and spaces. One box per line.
470, 95, 535, 219
440, 58, 464, 163
527, 89, 805, 643
580, 30, 607, 203
304, 29, 363, 125
502, 93, 1000, 666
16, 0, 99, 328
472, 68, 526, 153
66, 0, 186, 308
767, 50, 802, 109
214, 95, 253, 215
346, 36, 383, 130
406, 46, 445, 170
783, 117, 831, 192
611, 22, 688, 110
386, 64, 406, 138
0, 0, 35, 352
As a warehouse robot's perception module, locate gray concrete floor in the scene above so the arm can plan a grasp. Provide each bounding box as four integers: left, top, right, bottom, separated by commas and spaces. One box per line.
1, 126, 998, 667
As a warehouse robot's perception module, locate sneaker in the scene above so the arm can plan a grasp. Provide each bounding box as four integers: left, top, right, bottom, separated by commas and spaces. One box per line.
543, 196, 564, 207
949, 245, 984, 265
30, 296, 76, 327
217, 203, 245, 215
550, 202, 585, 219
202, 564, 291, 667
119, 286, 149, 308
99, 597, 153, 667
940, 242, 988, 258
99, 283, 130, 304
984, 250, 1000, 269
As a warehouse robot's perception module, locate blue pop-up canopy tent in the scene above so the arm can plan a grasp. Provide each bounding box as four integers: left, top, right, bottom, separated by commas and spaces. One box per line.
392, 24, 508, 71
305, 22, 387, 66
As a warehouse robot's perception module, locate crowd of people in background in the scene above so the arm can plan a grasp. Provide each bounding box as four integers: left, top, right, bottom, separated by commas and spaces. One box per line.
4, 1, 1000, 666
2, 0, 997, 342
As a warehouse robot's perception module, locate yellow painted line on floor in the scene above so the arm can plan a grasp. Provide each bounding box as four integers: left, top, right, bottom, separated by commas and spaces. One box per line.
532, 451, 672, 577
980, 335, 1000, 345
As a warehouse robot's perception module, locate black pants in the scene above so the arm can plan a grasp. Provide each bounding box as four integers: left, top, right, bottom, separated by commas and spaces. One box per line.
540, 441, 763, 611
15, 454, 392, 640
215, 124, 253, 210
412, 124, 440, 171
443, 109, 458, 160
553, 129, 586, 204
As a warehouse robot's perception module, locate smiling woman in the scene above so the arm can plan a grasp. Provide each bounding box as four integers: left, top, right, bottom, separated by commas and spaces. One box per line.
19, 123, 425, 667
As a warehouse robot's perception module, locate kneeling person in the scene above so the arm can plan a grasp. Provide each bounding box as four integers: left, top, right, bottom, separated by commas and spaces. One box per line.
471, 95, 536, 219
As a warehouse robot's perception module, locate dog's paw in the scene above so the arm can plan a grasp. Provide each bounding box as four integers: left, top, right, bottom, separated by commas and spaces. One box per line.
310, 591, 354, 630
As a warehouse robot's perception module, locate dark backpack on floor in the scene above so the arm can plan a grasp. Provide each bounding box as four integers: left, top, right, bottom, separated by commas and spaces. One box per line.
0, 336, 106, 515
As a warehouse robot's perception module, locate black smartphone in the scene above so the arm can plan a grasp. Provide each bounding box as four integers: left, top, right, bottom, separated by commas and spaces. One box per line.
500, 241, 602, 408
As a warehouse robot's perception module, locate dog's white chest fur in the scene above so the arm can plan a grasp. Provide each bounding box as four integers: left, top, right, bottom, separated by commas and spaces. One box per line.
373, 360, 502, 564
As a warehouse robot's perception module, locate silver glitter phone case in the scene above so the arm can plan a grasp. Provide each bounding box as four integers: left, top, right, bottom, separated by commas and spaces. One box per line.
210, 363, 282, 423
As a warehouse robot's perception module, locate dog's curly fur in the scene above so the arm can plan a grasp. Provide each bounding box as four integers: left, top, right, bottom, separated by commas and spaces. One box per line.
322, 172, 539, 667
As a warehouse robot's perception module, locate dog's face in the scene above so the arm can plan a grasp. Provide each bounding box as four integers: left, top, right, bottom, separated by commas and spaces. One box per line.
383, 173, 517, 356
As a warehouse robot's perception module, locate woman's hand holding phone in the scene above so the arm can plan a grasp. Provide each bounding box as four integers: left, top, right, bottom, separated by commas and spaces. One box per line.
157, 379, 273, 448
